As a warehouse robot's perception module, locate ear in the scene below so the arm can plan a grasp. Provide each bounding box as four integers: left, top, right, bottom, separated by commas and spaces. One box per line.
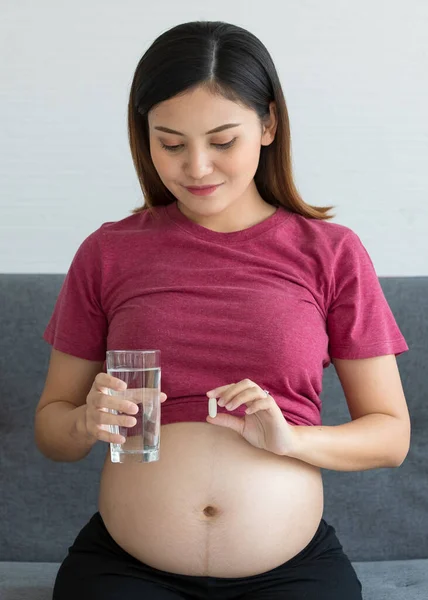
261, 101, 278, 146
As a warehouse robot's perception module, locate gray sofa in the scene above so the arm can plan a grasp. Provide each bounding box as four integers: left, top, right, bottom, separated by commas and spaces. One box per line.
1, 274, 427, 600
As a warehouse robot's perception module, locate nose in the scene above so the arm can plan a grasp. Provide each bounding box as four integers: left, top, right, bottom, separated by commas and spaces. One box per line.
183, 148, 214, 181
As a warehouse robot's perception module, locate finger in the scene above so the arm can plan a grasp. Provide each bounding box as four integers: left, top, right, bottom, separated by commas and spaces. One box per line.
98, 426, 158, 447
96, 388, 165, 411
94, 412, 137, 429
94, 425, 126, 445
93, 392, 139, 415
95, 372, 127, 394
206, 413, 244, 436
222, 384, 261, 410
122, 387, 161, 404
206, 383, 236, 398
244, 398, 273, 414
221, 380, 258, 406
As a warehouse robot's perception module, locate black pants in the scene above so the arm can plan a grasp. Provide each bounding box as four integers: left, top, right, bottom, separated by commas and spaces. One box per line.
52, 511, 363, 599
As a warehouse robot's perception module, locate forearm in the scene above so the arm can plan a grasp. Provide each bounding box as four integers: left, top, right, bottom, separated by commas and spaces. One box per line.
34, 402, 98, 462
289, 413, 410, 471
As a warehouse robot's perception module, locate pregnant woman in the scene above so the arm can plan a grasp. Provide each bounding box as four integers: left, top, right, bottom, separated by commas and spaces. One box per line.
35, 20, 411, 600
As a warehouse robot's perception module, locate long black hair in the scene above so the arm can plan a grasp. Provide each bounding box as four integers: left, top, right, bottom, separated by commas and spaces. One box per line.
128, 21, 335, 220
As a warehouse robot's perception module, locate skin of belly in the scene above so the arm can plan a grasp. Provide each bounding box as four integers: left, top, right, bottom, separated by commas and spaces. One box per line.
98, 421, 324, 578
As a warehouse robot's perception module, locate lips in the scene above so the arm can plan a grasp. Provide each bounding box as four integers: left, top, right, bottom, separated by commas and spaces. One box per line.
184, 184, 222, 196
185, 185, 222, 190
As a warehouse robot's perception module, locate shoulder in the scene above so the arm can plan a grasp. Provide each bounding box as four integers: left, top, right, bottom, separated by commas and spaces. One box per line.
289, 211, 357, 242
288, 211, 364, 257
77, 207, 166, 253
98, 206, 163, 235
70, 208, 163, 266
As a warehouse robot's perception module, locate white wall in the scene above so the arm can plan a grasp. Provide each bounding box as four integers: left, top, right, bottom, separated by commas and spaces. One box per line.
2, 0, 427, 274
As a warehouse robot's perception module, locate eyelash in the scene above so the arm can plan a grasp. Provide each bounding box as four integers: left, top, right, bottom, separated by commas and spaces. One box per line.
160, 138, 237, 153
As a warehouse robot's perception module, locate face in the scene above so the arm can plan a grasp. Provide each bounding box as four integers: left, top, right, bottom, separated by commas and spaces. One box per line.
148, 86, 276, 227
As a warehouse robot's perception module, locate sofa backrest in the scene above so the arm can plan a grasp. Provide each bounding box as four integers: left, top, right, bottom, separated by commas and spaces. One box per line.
0, 274, 427, 563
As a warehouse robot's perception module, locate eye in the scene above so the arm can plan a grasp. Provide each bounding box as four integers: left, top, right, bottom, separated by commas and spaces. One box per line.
213, 138, 237, 151
160, 143, 183, 153
160, 138, 237, 153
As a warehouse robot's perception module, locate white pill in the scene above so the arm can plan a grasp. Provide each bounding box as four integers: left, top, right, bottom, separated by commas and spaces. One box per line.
208, 397, 217, 418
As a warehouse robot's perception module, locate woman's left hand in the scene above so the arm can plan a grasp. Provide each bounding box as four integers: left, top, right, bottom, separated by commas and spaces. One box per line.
206, 379, 299, 457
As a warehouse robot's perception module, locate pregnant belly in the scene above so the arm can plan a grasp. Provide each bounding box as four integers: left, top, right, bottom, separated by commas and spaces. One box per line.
98, 422, 324, 578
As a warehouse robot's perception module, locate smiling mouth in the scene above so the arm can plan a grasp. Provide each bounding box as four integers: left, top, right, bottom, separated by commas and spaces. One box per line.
185, 184, 223, 190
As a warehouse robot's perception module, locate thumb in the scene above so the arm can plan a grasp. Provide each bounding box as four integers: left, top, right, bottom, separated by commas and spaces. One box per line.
206, 413, 244, 436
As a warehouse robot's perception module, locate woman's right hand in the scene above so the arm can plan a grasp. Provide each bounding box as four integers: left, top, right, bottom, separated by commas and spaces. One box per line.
82, 373, 167, 445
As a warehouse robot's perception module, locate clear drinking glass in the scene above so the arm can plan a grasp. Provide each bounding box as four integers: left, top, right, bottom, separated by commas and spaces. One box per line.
106, 350, 161, 463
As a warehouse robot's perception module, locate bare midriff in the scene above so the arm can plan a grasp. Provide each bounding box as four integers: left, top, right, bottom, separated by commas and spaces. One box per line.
98, 421, 324, 578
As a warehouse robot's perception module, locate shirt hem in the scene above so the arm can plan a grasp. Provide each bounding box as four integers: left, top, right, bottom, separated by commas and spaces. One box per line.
329, 338, 409, 360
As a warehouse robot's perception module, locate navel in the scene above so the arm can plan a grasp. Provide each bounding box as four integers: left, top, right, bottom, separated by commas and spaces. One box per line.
202, 505, 219, 518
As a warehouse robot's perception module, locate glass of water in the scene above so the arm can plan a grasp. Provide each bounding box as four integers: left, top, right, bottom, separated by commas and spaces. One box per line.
106, 350, 161, 463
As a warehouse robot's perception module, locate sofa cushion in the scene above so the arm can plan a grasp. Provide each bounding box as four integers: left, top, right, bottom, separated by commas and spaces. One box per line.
1, 275, 427, 564
0, 560, 427, 600
353, 559, 428, 600
0, 562, 59, 600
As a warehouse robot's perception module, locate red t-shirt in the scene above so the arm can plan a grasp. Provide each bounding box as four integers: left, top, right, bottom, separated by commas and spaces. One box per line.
43, 201, 408, 426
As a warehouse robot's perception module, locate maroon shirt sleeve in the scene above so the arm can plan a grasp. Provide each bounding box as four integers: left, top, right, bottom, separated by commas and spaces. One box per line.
43, 228, 108, 361
326, 230, 409, 360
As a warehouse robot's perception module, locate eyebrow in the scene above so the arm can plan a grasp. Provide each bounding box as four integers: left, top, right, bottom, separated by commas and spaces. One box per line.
154, 123, 241, 136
